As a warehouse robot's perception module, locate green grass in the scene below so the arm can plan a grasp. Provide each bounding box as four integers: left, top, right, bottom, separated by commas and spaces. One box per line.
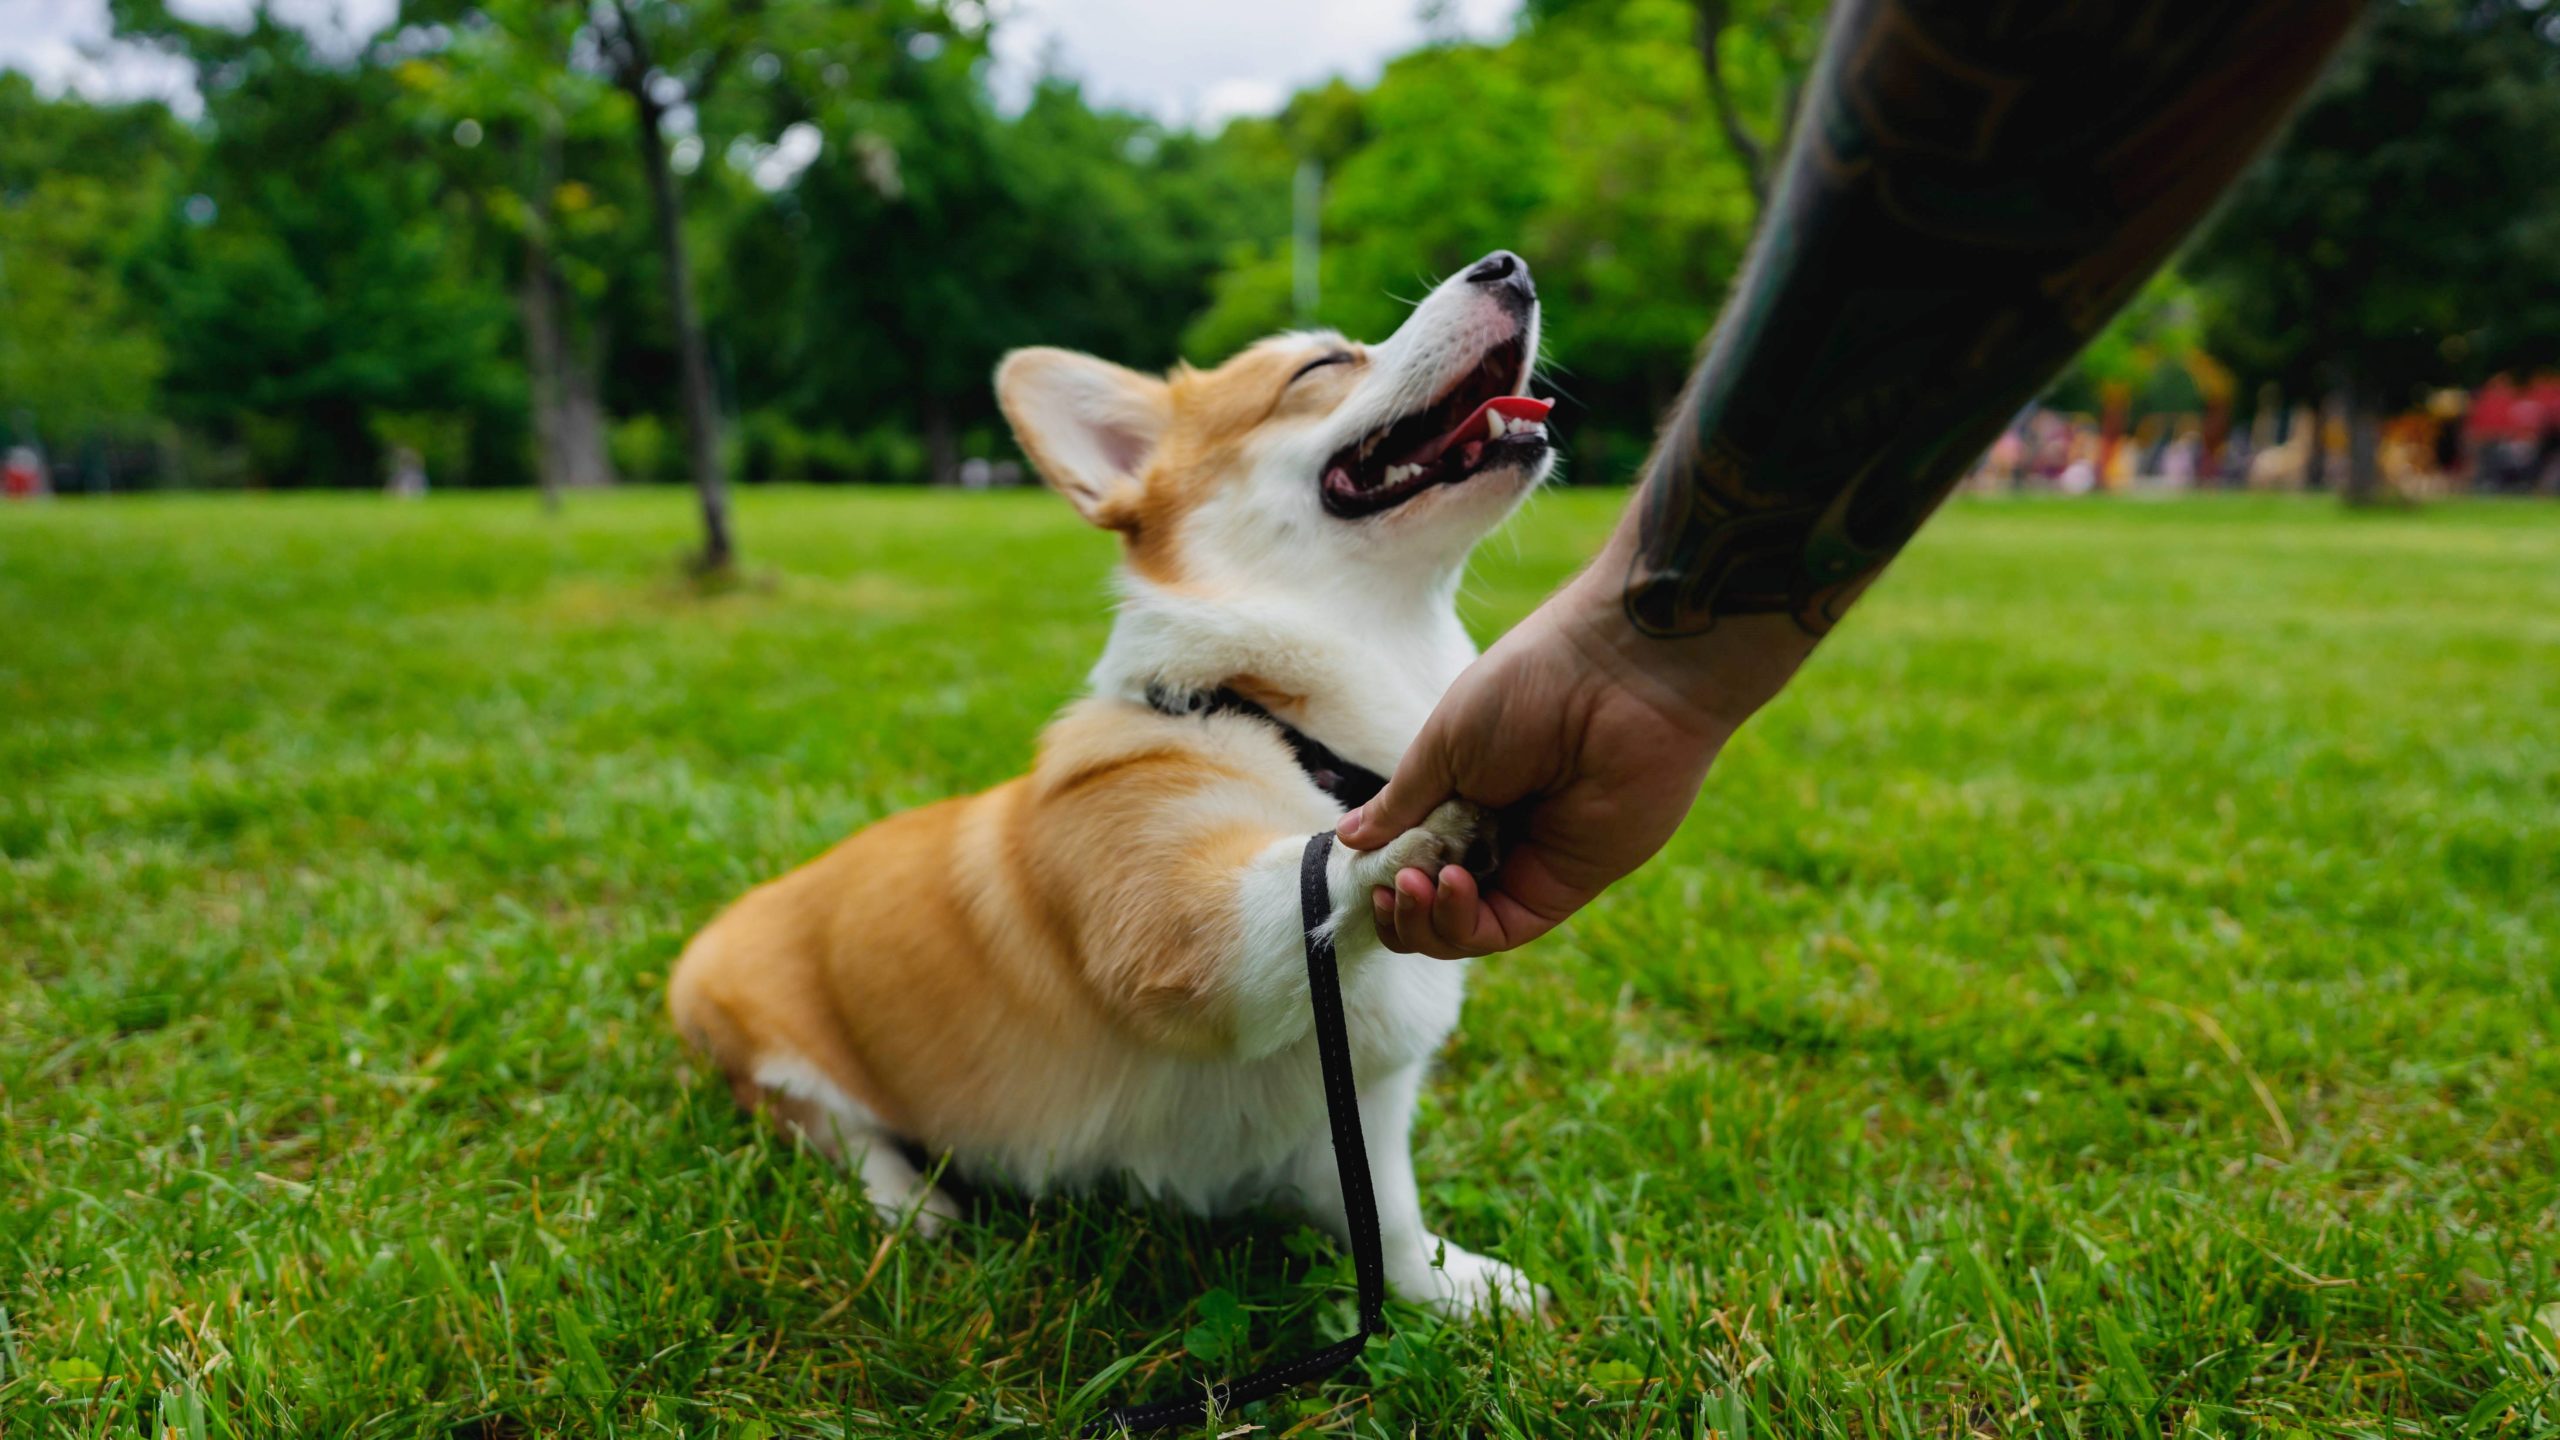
4, 487, 2557, 1439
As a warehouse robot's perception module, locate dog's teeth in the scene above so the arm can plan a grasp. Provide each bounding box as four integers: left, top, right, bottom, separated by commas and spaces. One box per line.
1386, 463, 1422, 484
1487, 411, 1508, 438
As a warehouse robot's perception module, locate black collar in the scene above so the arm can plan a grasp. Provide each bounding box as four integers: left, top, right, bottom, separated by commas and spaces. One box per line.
1142, 682, 1387, 810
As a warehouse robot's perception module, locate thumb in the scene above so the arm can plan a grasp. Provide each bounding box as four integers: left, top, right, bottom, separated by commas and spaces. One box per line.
1337, 715, 1457, 849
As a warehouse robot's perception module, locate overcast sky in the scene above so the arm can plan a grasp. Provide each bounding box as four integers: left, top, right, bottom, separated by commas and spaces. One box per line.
0, 0, 1523, 126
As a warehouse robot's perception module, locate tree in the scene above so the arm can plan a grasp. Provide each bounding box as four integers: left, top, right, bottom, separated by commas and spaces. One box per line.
724, 18, 1006, 487
1526, 0, 1822, 216
582, 0, 974, 567
111, 1, 522, 489
720, 35, 1258, 487
2188, 0, 2560, 500
1685, 0, 1822, 212
395, 0, 631, 509
586, 0, 756, 570
70, 0, 1256, 503
0, 75, 187, 474
1183, 0, 1775, 480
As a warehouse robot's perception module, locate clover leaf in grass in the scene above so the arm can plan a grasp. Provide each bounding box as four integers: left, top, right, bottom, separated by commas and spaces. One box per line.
1184, 1286, 1250, 1363
1586, 1358, 1647, 1389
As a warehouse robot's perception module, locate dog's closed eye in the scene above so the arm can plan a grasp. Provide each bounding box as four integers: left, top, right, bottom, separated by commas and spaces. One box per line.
1287, 352, 1357, 387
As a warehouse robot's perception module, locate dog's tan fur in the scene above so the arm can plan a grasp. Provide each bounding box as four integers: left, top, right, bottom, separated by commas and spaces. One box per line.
666, 253, 1552, 1314
670, 341, 1361, 1154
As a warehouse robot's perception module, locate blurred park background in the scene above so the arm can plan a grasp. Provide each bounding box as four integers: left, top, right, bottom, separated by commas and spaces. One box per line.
6, 2, 2560, 1435
4, 0, 2559, 543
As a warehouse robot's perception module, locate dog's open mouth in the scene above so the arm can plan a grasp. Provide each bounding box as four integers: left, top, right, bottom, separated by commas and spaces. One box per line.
1321, 335, 1551, 518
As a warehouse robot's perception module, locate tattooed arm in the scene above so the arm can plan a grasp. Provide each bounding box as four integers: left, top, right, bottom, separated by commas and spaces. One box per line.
1341, 0, 2364, 957
1625, 0, 2360, 638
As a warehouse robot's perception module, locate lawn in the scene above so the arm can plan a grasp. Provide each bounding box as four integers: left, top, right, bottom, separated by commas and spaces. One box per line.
4, 487, 2557, 1439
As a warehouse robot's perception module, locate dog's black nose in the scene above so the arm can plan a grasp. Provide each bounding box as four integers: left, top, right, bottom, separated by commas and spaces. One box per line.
1464, 250, 1535, 302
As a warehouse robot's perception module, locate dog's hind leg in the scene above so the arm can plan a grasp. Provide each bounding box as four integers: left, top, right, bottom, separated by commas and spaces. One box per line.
670, 934, 958, 1236
750, 1053, 961, 1237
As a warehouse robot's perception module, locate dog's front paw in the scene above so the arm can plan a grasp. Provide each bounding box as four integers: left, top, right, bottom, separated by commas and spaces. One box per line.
1337, 799, 1484, 896
1403, 1241, 1547, 1321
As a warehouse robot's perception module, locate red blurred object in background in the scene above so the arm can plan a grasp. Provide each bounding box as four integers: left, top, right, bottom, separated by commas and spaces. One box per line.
3, 447, 47, 500
2467, 373, 2560, 443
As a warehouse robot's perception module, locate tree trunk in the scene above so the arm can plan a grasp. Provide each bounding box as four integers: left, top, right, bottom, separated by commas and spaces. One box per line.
521, 232, 569, 515
629, 85, 732, 573
520, 128, 615, 512
2302, 396, 2330, 492
2341, 373, 2383, 506
922, 395, 958, 488
558, 328, 614, 491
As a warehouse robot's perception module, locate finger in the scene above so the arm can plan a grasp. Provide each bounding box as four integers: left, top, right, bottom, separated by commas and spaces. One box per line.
1381, 867, 1481, 962
1337, 720, 1459, 850
1385, 867, 1435, 955
1407, 842, 1587, 954
1389, 871, 1420, 953
1379, 865, 1523, 960
1390, 867, 1471, 962
1368, 855, 1552, 956
1410, 867, 1492, 961
1431, 867, 1531, 958
1423, 864, 1483, 959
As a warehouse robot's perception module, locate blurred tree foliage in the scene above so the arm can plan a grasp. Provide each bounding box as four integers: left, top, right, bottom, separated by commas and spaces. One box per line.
0, 74, 187, 472
0, 0, 2552, 512
2181, 0, 2560, 495
392, 0, 636, 508
577, 0, 973, 571
1187, 0, 1794, 480
108, 1, 520, 489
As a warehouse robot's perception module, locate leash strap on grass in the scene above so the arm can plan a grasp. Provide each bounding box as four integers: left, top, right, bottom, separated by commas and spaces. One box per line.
1087, 831, 1388, 1434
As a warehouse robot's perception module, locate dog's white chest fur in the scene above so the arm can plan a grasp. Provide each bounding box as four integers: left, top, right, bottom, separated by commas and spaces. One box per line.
963, 938, 1466, 1212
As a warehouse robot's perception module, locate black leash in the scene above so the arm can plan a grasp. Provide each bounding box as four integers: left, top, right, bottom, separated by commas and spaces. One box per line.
1084, 829, 1389, 1434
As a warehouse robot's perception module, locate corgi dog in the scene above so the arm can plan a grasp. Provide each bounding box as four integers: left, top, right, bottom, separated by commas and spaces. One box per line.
669, 251, 1555, 1317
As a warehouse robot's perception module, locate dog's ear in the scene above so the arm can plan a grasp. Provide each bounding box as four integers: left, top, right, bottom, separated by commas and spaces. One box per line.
996, 348, 1170, 530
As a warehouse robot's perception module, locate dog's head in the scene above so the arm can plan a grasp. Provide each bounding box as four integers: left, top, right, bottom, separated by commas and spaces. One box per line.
997, 251, 1552, 591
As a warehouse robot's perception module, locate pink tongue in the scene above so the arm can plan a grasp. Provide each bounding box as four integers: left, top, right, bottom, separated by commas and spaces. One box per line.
1411, 395, 1554, 468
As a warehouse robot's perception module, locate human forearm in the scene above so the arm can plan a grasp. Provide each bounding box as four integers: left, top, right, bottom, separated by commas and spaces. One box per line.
1349, 0, 2369, 959
1619, 0, 2363, 644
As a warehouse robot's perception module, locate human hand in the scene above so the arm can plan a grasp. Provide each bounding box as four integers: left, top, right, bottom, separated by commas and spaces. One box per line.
1336, 561, 1814, 958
